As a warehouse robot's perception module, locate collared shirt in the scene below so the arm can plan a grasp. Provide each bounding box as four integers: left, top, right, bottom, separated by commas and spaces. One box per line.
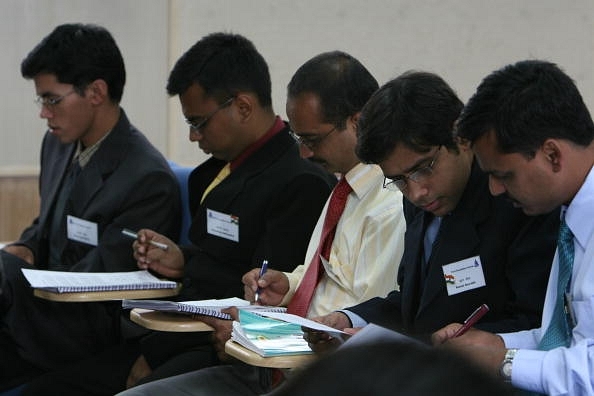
230, 116, 284, 171
282, 163, 406, 317
500, 165, 594, 395
74, 129, 111, 167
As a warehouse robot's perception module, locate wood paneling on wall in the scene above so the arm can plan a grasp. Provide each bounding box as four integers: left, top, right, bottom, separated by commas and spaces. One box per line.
0, 176, 39, 242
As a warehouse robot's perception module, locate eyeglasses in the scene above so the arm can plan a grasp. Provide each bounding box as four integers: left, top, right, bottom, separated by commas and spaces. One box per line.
383, 146, 443, 192
185, 97, 234, 132
289, 126, 337, 150
35, 90, 76, 108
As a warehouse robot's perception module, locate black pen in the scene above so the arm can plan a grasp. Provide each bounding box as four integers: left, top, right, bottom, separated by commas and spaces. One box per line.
254, 259, 268, 303
453, 304, 490, 337
121, 228, 169, 251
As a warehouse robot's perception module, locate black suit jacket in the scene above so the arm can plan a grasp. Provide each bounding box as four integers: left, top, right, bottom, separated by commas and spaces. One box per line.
1, 109, 181, 369
141, 123, 336, 365
349, 162, 559, 337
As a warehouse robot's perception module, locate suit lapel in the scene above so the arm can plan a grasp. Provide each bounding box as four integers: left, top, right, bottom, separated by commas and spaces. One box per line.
399, 209, 427, 326
39, 139, 76, 229
415, 161, 488, 316
69, 110, 130, 215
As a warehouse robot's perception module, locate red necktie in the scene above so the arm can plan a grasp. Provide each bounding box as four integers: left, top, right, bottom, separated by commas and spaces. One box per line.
287, 177, 352, 316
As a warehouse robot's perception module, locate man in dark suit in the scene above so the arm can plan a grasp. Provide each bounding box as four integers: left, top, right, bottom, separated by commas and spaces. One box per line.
0, 24, 181, 391
308, 71, 559, 344
21, 33, 335, 396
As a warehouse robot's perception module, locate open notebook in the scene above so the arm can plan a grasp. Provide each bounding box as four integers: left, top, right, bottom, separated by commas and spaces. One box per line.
21, 269, 177, 293
122, 297, 287, 320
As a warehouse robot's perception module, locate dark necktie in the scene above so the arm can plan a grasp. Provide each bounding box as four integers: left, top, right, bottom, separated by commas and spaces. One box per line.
287, 178, 352, 317
48, 159, 81, 268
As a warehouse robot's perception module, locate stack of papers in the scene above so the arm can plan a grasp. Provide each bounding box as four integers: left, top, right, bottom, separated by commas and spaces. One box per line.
231, 310, 348, 357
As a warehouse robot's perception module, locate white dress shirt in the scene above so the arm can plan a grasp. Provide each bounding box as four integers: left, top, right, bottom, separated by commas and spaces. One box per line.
500, 165, 594, 395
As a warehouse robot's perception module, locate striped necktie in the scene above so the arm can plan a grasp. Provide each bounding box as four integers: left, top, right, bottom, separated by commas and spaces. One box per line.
538, 217, 574, 350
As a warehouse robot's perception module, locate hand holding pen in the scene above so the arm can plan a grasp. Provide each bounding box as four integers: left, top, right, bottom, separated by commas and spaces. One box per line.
122, 228, 169, 251
453, 303, 490, 337
254, 260, 268, 303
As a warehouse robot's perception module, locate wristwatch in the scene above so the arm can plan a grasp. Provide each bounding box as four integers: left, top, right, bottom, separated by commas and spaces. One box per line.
499, 348, 518, 382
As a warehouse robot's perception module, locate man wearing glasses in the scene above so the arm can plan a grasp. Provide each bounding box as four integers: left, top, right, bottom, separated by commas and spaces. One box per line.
21, 32, 336, 396
308, 71, 560, 345
0, 24, 181, 391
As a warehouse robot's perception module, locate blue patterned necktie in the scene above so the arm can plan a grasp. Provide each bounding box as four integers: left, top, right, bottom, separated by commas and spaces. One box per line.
538, 218, 574, 350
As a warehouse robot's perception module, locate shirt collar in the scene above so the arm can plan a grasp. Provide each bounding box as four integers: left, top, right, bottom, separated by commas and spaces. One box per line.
229, 116, 284, 171
565, 165, 594, 250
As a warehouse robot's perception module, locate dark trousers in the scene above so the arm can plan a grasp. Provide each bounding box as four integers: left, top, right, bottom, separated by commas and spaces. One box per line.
0, 251, 120, 391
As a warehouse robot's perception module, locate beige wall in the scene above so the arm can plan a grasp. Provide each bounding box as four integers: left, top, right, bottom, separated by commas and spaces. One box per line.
2, 0, 594, 170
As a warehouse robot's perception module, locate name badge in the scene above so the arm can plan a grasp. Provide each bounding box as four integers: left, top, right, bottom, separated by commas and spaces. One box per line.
206, 208, 239, 242
66, 215, 98, 246
442, 255, 486, 296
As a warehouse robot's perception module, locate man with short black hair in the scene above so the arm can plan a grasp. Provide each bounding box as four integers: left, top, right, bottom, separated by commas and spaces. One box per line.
0, 23, 180, 391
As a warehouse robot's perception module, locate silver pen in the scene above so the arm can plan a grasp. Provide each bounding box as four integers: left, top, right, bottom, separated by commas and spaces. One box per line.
121, 228, 169, 251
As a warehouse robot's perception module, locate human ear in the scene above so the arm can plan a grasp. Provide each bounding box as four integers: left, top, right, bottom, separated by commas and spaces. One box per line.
541, 139, 562, 172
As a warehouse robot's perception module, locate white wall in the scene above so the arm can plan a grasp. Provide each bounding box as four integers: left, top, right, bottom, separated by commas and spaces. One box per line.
2, 0, 593, 173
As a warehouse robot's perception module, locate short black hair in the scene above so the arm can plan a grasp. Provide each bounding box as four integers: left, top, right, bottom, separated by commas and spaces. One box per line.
21, 23, 126, 103
356, 71, 463, 163
167, 32, 272, 107
287, 51, 378, 129
456, 60, 594, 157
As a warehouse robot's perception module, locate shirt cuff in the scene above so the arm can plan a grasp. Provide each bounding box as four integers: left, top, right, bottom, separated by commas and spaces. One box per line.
339, 310, 367, 328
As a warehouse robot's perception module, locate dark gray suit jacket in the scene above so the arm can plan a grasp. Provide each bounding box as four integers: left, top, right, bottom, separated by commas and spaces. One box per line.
1, 109, 181, 370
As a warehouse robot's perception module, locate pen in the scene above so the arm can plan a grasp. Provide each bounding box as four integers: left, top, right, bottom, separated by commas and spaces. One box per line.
254, 259, 268, 303
453, 303, 489, 337
121, 228, 169, 251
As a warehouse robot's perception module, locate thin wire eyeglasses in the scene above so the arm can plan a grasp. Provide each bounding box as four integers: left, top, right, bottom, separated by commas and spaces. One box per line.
383, 146, 443, 192
289, 125, 337, 150
35, 90, 76, 108
185, 97, 234, 132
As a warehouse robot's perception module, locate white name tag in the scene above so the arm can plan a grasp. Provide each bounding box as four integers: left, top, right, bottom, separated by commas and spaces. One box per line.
442, 255, 486, 296
206, 208, 239, 242
66, 215, 98, 246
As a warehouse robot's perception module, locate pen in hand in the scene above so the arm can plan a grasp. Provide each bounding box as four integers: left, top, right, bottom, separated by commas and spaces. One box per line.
453, 303, 489, 337
121, 228, 169, 251
254, 259, 268, 303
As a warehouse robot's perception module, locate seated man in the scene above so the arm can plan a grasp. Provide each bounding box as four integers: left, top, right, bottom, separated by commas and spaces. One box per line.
0, 23, 181, 391
309, 71, 559, 345
432, 60, 594, 394
113, 51, 407, 396
21, 33, 335, 396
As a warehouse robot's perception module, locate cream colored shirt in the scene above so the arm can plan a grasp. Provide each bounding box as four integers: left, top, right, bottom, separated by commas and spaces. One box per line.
283, 163, 406, 317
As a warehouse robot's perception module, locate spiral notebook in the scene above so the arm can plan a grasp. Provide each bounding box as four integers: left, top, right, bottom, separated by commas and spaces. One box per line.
21, 269, 178, 293
122, 297, 287, 320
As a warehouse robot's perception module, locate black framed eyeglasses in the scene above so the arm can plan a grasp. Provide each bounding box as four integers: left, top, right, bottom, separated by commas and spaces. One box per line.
35, 90, 76, 108
289, 126, 337, 150
185, 97, 234, 132
383, 146, 443, 192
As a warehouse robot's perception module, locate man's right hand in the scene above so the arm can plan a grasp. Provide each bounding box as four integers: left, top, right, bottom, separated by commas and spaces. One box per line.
3, 245, 35, 266
242, 268, 289, 305
133, 229, 184, 279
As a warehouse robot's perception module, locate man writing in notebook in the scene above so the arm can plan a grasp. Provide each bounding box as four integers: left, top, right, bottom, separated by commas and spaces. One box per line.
113, 51, 407, 396
21, 33, 335, 396
0, 24, 181, 391
306, 71, 559, 348
432, 60, 594, 394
